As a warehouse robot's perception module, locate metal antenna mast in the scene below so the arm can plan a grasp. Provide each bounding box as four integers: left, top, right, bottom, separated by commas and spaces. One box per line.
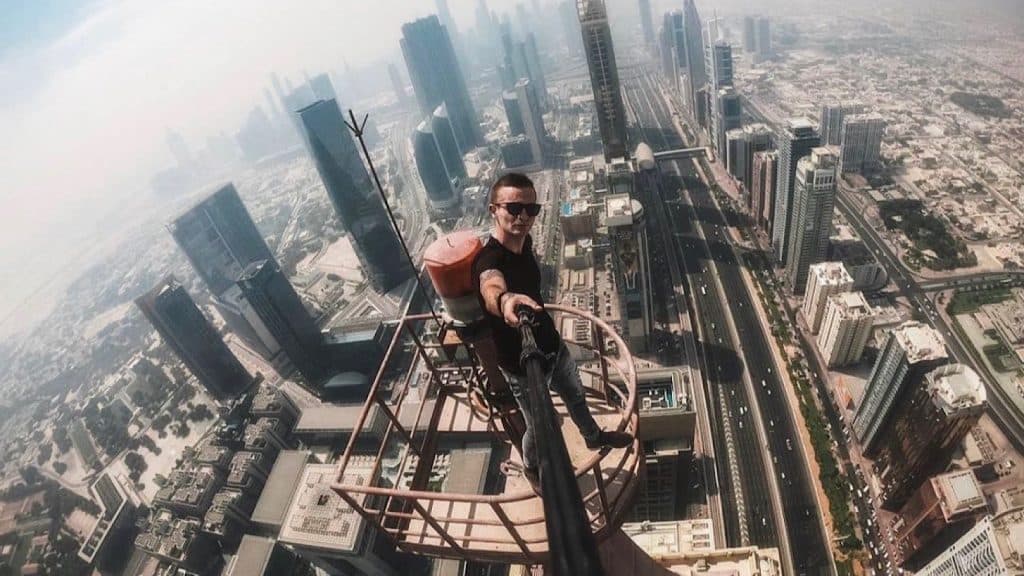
344, 110, 441, 326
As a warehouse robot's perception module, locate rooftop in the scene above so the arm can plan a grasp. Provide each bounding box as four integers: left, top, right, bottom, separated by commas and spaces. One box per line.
809, 261, 853, 286
925, 363, 987, 413
278, 458, 376, 553
934, 470, 986, 515
227, 536, 277, 576
251, 451, 312, 530
829, 291, 873, 318
894, 322, 948, 364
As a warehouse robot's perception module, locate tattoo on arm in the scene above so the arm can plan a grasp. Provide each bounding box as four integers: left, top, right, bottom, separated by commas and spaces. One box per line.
479, 269, 507, 317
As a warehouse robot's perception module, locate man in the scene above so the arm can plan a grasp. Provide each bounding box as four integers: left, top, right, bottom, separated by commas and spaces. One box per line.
473, 172, 631, 487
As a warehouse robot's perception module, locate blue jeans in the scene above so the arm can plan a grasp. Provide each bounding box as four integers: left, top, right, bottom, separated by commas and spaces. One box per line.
501, 342, 601, 471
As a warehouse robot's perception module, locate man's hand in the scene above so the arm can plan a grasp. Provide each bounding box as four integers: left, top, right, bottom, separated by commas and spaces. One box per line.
501, 293, 542, 327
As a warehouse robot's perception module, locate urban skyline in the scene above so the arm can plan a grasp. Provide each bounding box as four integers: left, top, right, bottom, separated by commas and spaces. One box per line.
3, 1, 1024, 575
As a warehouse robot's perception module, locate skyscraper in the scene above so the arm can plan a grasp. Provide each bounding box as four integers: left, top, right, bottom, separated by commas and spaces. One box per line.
165, 130, 194, 171
502, 90, 526, 135
819, 102, 866, 146
742, 16, 757, 53
802, 261, 854, 332
401, 15, 480, 152
307, 73, 337, 102
170, 183, 275, 297
786, 147, 839, 294
916, 510, 1024, 576
751, 150, 777, 232
725, 123, 772, 192
755, 16, 772, 59
514, 78, 545, 166
682, 0, 707, 116
524, 33, 548, 107
559, 1, 583, 57
638, 0, 655, 47
413, 119, 458, 212
853, 322, 948, 455
605, 191, 652, 352
892, 470, 988, 570
706, 37, 737, 158
298, 99, 412, 293
237, 260, 327, 384
771, 118, 820, 263
136, 276, 250, 398
668, 11, 687, 89
874, 364, 986, 509
578, 0, 629, 160
431, 104, 467, 181
387, 63, 409, 105
839, 114, 886, 174
817, 291, 877, 367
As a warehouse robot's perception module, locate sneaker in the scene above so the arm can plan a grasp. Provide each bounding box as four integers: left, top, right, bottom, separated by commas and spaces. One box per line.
585, 430, 633, 450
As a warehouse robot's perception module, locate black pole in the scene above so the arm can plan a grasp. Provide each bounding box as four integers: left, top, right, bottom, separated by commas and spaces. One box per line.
343, 110, 441, 327
516, 306, 604, 576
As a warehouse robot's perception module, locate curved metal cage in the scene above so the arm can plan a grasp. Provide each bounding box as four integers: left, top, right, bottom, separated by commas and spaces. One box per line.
330, 304, 641, 564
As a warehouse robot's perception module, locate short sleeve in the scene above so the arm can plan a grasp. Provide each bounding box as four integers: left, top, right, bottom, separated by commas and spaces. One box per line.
472, 245, 502, 281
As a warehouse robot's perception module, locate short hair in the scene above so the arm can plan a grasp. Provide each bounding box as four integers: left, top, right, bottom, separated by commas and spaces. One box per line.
489, 172, 535, 203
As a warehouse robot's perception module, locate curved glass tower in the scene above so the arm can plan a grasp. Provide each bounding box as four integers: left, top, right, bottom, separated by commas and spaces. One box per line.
414, 119, 458, 212
431, 104, 467, 181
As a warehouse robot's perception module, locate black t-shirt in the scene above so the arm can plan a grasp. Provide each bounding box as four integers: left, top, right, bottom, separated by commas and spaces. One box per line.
473, 235, 561, 373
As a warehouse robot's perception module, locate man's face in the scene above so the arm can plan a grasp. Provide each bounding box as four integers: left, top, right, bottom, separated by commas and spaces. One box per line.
490, 185, 538, 238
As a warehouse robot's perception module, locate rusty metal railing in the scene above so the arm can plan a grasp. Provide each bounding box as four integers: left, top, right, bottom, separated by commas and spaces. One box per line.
330, 304, 640, 564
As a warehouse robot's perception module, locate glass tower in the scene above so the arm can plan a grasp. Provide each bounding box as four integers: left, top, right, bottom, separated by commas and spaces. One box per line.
237, 260, 327, 384
136, 275, 250, 398
169, 183, 275, 297
298, 99, 412, 293
577, 0, 628, 161
400, 15, 480, 152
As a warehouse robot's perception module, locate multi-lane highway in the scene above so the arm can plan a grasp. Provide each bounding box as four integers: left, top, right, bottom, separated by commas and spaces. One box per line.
624, 66, 833, 574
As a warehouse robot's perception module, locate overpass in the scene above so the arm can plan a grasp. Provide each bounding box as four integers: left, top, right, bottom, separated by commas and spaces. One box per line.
918, 271, 1024, 293
653, 147, 709, 162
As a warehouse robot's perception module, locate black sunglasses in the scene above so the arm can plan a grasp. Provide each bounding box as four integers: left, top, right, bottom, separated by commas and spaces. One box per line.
494, 202, 542, 217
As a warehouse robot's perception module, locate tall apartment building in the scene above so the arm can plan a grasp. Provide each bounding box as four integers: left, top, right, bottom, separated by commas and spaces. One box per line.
803, 262, 853, 332
751, 150, 777, 232
514, 77, 546, 166
606, 193, 652, 353
854, 321, 947, 455
875, 363, 987, 509
742, 16, 757, 53
893, 470, 988, 570
916, 509, 1024, 576
136, 276, 250, 398
817, 291, 876, 367
726, 123, 772, 193
755, 16, 772, 59
682, 0, 706, 118
839, 114, 886, 174
638, 0, 655, 47
786, 147, 839, 294
819, 102, 865, 146
772, 119, 819, 263
578, 0, 628, 160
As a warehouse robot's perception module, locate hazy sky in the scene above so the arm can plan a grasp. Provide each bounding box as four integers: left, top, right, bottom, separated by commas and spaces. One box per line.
0, 0, 495, 331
